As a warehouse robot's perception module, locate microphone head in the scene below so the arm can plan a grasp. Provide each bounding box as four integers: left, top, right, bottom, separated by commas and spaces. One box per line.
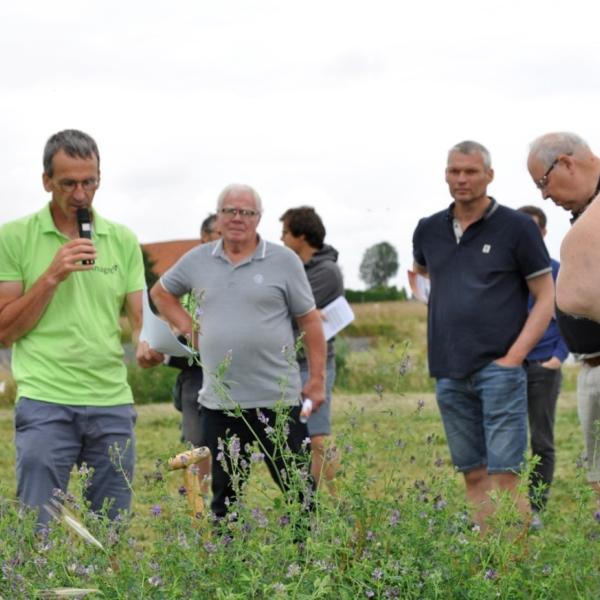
76, 207, 91, 224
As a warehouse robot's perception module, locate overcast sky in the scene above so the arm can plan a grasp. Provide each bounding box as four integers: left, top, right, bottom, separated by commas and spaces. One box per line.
2, 1, 599, 290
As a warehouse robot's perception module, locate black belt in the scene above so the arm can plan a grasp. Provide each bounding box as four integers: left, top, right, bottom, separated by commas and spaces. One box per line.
527, 357, 553, 365
582, 356, 600, 368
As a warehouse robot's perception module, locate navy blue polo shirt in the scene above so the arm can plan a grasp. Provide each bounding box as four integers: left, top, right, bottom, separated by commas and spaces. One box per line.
412, 199, 551, 379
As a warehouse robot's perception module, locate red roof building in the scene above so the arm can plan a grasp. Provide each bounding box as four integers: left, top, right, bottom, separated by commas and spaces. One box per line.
142, 239, 200, 276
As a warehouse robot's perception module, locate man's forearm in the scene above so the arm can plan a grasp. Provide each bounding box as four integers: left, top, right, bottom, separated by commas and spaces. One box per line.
150, 281, 194, 336
0, 276, 59, 347
504, 275, 554, 363
297, 311, 326, 382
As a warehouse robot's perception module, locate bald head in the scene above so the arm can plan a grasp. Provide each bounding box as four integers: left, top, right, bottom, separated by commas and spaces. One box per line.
528, 132, 591, 170
527, 131, 600, 214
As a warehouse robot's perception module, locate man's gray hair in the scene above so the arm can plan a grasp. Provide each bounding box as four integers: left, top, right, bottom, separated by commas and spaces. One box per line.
43, 129, 100, 177
529, 132, 590, 168
448, 140, 492, 169
216, 184, 263, 213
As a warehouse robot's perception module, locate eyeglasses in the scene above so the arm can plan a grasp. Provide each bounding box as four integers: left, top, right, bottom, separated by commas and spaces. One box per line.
56, 178, 99, 193
219, 207, 260, 218
535, 155, 571, 191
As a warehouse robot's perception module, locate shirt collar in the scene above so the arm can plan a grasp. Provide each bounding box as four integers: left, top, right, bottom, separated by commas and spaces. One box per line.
40, 203, 108, 236
211, 235, 266, 262
445, 196, 498, 221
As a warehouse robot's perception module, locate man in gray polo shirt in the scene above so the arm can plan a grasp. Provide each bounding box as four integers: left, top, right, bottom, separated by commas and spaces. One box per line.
151, 184, 326, 520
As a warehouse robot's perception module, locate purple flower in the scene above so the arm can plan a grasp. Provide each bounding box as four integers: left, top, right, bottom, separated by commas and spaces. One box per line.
150, 504, 162, 517
366, 530, 375, 542
230, 436, 241, 461
484, 568, 497, 580
251, 452, 264, 463
257, 409, 269, 425
178, 485, 187, 496
286, 563, 301, 578
389, 509, 400, 526
594, 510, 600, 523
433, 496, 448, 511
148, 575, 163, 587
204, 541, 217, 554
252, 507, 268, 527
365, 591, 375, 599
372, 567, 383, 580
279, 515, 290, 526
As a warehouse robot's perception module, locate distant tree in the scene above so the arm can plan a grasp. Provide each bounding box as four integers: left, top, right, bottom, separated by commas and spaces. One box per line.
142, 247, 159, 289
359, 241, 399, 289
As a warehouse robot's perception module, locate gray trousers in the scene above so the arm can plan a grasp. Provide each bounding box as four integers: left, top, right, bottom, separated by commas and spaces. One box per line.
578, 364, 600, 482
174, 367, 205, 446
15, 398, 136, 527
525, 363, 562, 510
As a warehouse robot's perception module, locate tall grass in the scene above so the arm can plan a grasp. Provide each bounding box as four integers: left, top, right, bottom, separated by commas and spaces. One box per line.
1, 391, 599, 598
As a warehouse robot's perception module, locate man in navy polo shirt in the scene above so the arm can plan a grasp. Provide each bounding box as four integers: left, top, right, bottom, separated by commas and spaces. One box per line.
412, 140, 554, 529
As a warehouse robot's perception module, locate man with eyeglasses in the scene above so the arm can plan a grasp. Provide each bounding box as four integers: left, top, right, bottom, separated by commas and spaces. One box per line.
412, 140, 554, 531
0, 129, 163, 527
151, 184, 326, 523
527, 132, 600, 509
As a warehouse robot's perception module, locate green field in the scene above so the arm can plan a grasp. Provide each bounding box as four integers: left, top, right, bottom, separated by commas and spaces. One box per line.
0, 301, 598, 598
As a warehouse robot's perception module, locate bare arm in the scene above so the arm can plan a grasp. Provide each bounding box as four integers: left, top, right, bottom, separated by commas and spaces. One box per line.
496, 272, 554, 367
150, 280, 195, 341
557, 197, 600, 321
0, 239, 96, 346
125, 290, 164, 368
296, 308, 326, 411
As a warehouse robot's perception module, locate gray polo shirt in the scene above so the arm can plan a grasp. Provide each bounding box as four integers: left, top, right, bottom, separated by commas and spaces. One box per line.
160, 237, 316, 409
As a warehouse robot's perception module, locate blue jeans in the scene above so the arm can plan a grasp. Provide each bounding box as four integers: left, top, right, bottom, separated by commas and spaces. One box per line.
436, 361, 527, 474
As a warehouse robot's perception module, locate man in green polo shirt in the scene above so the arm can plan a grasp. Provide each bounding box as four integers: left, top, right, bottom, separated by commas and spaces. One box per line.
0, 129, 162, 527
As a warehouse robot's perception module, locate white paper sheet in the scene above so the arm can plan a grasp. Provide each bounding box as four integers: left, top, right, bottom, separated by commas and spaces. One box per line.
321, 296, 355, 340
139, 289, 195, 358
407, 270, 430, 304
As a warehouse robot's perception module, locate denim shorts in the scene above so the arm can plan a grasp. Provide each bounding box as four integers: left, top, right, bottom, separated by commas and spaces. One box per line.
300, 355, 336, 436
436, 361, 527, 474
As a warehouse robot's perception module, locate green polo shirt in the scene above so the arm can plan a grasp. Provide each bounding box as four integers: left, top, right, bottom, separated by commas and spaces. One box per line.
0, 204, 144, 406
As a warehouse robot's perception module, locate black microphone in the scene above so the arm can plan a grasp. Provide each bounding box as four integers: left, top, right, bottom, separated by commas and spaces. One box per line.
76, 207, 95, 265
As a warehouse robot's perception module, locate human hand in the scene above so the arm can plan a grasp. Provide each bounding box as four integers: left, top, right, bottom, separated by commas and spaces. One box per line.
302, 377, 325, 412
493, 354, 523, 368
45, 239, 96, 285
136, 340, 165, 368
541, 356, 562, 370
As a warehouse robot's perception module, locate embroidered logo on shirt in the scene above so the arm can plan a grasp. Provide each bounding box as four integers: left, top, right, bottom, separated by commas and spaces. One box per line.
482, 244, 491, 254
92, 264, 119, 275
253, 274, 264, 284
